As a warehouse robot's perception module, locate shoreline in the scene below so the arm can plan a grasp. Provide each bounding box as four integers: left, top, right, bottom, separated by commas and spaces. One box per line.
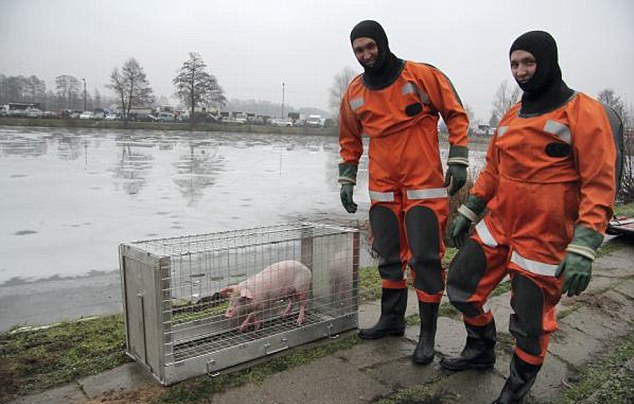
0, 117, 497, 145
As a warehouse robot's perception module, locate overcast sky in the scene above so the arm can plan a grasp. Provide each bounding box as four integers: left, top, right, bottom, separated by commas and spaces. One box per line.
1, 0, 632, 120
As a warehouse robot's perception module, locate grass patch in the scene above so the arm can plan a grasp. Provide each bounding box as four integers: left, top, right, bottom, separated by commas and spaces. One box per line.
614, 202, 634, 217
555, 326, 634, 404
156, 333, 359, 403
598, 236, 630, 258
375, 384, 443, 404
0, 314, 129, 401
556, 304, 579, 320
491, 280, 512, 297
358, 265, 382, 302
438, 302, 460, 319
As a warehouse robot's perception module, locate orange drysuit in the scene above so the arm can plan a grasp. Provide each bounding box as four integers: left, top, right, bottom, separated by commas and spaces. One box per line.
447, 92, 617, 364
339, 61, 469, 302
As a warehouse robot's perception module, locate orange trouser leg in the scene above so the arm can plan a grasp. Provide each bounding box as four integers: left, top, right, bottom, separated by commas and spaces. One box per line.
404, 198, 448, 303
446, 231, 509, 326
507, 264, 563, 365
369, 198, 408, 290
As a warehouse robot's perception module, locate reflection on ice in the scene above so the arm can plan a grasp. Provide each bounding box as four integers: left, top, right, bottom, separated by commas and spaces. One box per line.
0, 127, 487, 285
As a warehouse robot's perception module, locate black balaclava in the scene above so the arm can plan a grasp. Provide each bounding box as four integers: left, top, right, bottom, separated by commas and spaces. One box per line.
350, 20, 403, 90
509, 30, 574, 116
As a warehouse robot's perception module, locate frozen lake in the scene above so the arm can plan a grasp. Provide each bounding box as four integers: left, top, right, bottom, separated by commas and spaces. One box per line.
0, 126, 486, 286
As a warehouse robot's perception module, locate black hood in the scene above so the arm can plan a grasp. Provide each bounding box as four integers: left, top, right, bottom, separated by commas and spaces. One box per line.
509, 30, 574, 115
350, 20, 403, 90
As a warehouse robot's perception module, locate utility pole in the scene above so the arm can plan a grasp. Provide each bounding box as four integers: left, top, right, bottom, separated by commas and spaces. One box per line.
82, 78, 87, 111
281, 82, 285, 119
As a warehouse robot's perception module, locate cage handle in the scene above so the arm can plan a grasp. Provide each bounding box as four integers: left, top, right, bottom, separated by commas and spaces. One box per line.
264, 338, 289, 355
327, 324, 340, 339
206, 359, 220, 377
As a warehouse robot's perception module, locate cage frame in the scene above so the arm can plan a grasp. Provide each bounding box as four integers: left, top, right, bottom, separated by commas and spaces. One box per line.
119, 222, 359, 385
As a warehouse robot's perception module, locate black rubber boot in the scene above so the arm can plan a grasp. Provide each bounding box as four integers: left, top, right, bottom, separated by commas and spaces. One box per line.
358, 288, 407, 339
440, 320, 496, 371
491, 353, 541, 404
412, 301, 439, 365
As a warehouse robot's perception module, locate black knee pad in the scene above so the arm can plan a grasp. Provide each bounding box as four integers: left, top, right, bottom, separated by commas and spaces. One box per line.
446, 239, 487, 318
509, 275, 543, 356
369, 205, 402, 281
405, 206, 443, 294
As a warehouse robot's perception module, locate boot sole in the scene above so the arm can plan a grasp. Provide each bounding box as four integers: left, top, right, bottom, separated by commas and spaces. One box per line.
412, 355, 434, 365
358, 330, 405, 340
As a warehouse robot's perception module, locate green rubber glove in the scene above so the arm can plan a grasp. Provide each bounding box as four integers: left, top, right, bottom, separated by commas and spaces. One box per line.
556, 252, 592, 297
451, 214, 472, 248
338, 163, 358, 214
444, 145, 469, 196
555, 225, 603, 297
452, 194, 487, 248
444, 165, 467, 196
340, 184, 358, 213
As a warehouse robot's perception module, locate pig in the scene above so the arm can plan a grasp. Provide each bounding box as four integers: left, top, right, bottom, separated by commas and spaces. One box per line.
220, 260, 312, 332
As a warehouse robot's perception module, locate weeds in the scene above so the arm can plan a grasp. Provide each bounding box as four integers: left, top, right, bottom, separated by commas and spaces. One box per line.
0, 315, 129, 401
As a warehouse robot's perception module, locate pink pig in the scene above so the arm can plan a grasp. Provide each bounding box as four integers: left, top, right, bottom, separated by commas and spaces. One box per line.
220, 260, 312, 332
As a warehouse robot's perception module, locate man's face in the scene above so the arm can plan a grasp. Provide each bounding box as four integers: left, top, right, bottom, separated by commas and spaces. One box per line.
352, 37, 378, 68
510, 50, 537, 85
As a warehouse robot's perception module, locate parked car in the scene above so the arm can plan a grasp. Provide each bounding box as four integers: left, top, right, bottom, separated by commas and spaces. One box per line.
271, 118, 293, 127
306, 115, 323, 128
104, 113, 118, 121
25, 108, 43, 118
158, 112, 175, 122
79, 111, 93, 120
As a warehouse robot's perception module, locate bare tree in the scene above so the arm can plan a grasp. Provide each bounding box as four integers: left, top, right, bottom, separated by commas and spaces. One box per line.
24, 75, 46, 105
173, 52, 226, 121
108, 58, 154, 122
598, 88, 630, 128
55, 75, 80, 109
328, 66, 359, 122
490, 80, 521, 124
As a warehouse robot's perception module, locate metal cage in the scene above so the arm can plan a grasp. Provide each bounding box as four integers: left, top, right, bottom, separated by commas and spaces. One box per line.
119, 222, 359, 385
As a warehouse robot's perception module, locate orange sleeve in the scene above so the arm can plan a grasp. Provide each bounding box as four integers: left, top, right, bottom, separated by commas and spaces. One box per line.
571, 100, 616, 234
338, 90, 363, 165
419, 66, 469, 147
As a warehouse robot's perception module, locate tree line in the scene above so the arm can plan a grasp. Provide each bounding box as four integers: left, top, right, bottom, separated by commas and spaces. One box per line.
0, 53, 228, 123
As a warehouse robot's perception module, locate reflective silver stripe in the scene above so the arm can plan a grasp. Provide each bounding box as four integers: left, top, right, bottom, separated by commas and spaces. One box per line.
402, 82, 430, 105
497, 126, 508, 137
406, 188, 448, 200
510, 251, 558, 277
350, 97, 364, 110
402, 82, 416, 95
475, 220, 498, 247
417, 88, 430, 105
369, 190, 395, 202
543, 120, 571, 144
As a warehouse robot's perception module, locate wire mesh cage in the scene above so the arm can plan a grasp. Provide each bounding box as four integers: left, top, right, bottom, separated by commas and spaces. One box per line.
119, 222, 359, 385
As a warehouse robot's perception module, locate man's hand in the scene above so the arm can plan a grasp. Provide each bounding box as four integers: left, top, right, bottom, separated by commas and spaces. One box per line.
555, 252, 592, 297
451, 214, 472, 248
444, 165, 467, 196
340, 184, 358, 213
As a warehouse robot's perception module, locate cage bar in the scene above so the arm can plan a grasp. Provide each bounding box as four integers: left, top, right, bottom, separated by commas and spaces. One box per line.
119, 222, 359, 385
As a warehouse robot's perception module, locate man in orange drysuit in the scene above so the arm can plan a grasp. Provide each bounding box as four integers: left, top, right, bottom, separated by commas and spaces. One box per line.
441, 31, 622, 403
338, 20, 470, 365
